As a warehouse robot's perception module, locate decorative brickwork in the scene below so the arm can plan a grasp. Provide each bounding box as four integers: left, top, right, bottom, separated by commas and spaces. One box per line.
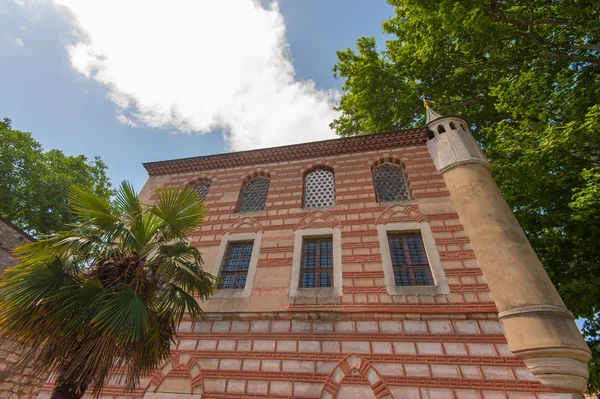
0, 218, 46, 399
36, 130, 572, 398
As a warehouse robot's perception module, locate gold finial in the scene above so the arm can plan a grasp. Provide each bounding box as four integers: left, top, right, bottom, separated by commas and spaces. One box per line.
423, 97, 430, 109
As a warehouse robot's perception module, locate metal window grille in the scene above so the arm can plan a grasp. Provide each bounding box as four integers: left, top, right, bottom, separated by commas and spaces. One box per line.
304, 168, 335, 208
387, 233, 433, 286
238, 177, 269, 213
373, 163, 410, 202
218, 242, 253, 289
299, 237, 333, 288
193, 181, 211, 202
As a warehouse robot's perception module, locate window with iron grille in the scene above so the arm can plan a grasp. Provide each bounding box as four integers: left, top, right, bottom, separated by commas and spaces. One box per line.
193, 181, 211, 202
373, 163, 410, 202
387, 233, 433, 286
238, 177, 269, 213
218, 241, 254, 289
299, 237, 333, 288
304, 168, 335, 208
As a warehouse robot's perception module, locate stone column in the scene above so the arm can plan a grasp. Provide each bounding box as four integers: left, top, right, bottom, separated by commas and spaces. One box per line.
426, 114, 591, 393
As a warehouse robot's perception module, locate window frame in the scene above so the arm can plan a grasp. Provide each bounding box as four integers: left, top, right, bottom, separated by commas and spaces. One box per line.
217, 241, 254, 290
289, 227, 342, 298
299, 236, 334, 289
303, 167, 336, 209
237, 176, 270, 213
372, 162, 412, 203
192, 180, 211, 202
377, 222, 449, 296
211, 232, 262, 298
387, 232, 434, 286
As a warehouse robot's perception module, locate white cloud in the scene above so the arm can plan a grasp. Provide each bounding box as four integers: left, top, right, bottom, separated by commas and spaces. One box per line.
15, 38, 24, 47
52, 0, 340, 151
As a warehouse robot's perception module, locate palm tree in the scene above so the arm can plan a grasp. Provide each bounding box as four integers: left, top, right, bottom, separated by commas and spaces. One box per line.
0, 181, 218, 398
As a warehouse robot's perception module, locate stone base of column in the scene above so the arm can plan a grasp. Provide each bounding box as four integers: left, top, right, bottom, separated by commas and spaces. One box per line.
518, 348, 591, 392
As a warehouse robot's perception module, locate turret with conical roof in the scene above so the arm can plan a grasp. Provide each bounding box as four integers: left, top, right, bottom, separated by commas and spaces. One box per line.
423, 100, 591, 392
423, 100, 488, 173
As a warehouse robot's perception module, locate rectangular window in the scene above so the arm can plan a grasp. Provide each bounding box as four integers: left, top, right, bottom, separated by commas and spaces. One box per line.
387, 233, 433, 286
299, 237, 333, 288
218, 241, 254, 289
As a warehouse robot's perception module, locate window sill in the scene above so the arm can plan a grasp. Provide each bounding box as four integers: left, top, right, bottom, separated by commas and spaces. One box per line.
232, 210, 266, 218
378, 199, 419, 207
386, 284, 449, 296
291, 286, 340, 298
212, 288, 250, 299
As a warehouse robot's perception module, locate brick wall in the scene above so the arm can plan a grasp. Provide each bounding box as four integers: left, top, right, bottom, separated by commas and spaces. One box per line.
0, 219, 46, 399
36, 135, 567, 398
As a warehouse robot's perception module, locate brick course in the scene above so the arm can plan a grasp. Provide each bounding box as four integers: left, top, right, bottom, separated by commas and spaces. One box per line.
36, 132, 567, 399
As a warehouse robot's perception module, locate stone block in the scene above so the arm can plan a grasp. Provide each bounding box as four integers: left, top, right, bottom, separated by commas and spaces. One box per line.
276, 340, 297, 352
211, 321, 231, 332
443, 343, 467, 356
217, 340, 236, 351
373, 362, 403, 376
226, 379, 245, 393
421, 387, 453, 399
271, 320, 291, 332
455, 389, 479, 399
453, 320, 480, 334
481, 366, 514, 380
356, 321, 378, 333
404, 320, 428, 334
380, 320, 402, 334
393, 342, 416, 354
341, 341, 370, 353
230, 321, 250, 332
335, 321, 354, 333
466, 343, 497, 356
269, 381, 292, 395
371, 341, 393, 354
246, 380, 268, 395
313, 321, 334, 333
253, 340, 276, 351
479, 320, 503, 334
292, 320, 311, 333
219, 359, 241, 370
404, 364, 430, 376
242, 359, 260, 371
430, 364, 459, 378
197, 340, 217, 351
460, 365, 481, 379
282, 360, 314, 373
428, 320, 453, 334
322, 341, 341, 353
298, 340, 320, 352
250, 320, 270, 332
261, 360, 280, 371
416, 342, 444, 355
293, 382, 321, 396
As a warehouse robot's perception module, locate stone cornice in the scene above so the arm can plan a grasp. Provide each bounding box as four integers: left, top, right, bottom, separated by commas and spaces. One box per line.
143, 128, 427, 176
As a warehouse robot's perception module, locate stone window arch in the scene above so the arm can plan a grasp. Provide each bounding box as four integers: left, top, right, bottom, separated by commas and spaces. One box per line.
372, 162, 411, 202
303, 167, 335, 208
238, 174, 270, 213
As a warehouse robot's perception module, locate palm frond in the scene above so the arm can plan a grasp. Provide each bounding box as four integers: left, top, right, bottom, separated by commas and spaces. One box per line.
68, 185, 118, 230
90, 285, 150, 343
151, 185, 205, 239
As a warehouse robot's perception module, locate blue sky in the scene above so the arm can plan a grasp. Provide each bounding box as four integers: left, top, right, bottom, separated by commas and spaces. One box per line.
1, 0, 393, 191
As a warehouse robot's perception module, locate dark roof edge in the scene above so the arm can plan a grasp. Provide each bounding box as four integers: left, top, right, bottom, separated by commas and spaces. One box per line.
143, 127, 425, 169
0, 215, 36, 241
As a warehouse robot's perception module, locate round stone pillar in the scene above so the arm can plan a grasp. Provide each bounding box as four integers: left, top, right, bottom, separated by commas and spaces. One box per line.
425, 111, 591, 392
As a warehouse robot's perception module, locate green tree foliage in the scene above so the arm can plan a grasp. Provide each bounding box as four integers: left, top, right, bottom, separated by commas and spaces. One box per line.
332, 0, 600, 390
0, 118, 112, 235
0, 182, 218, 398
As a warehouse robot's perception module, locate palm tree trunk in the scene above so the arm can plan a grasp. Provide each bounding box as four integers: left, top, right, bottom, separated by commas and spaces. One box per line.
50, 357, 87, 399
50, 381, 85, 399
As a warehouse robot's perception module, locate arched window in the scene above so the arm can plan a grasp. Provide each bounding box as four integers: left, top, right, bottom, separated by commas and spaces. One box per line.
304, 168, 335, 208
192, 180, 211, 202
372, 162, 410, 202
238, 176, 270, 213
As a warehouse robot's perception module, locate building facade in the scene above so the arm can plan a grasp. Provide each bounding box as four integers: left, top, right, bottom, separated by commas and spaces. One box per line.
0, 217, 46, 399
37, 110, 590, 399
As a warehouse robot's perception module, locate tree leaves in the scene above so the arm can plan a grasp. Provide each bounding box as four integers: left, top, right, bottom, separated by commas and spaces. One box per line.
0, 182, 217, 395
333, 0, 600, 391
0, 119, 113, 235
